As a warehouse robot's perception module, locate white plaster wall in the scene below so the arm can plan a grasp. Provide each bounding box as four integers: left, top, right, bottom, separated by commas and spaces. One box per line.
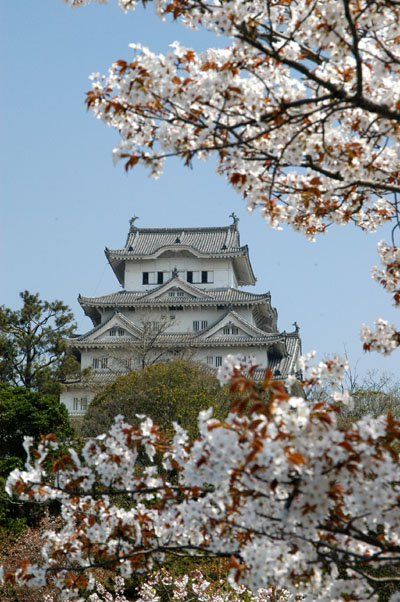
80, 349, 131, 371
195, 347, 269, 368
60, 388, 96, 415
83, 345, 268, 375
130, 307, 223, 332
100, 306, 255, 331
124, 257, 237, 291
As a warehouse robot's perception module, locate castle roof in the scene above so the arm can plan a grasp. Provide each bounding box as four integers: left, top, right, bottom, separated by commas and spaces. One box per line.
79, 282, 273, 326
79, 287, 270, 308
105, 220, 256, 286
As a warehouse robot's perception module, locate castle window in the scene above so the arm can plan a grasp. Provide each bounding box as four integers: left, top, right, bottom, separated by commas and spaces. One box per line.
110, 328, 125, 336
193, 321, 200, 332
73, 397, 87, 412
169, 291, 175, 297
93, 357, 108, 370
187, 271, 213, 284
145, 272, 165, 285
215, 356, 222, 367
152, 321, 161, 332
201, 320, 208, 329
177, 291, 185, 297
125, 359, 132, 371
223, 326, 239, 335
206, 356, 214, 365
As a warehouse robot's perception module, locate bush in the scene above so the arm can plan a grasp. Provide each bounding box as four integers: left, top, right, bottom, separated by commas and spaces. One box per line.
81, 361, 232, 440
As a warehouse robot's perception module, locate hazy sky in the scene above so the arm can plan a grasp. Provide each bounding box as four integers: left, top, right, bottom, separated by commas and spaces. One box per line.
1, 0, 399, 381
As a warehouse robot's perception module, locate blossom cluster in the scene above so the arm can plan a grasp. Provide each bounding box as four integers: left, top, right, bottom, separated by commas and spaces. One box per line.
3, 357, 400, 601
83, 0, 398, 235
217, 354, 257, 385
45, 571, 297, 602
372, 240, 400, 307
135, 569, 299, 602
361, 318, 400, 355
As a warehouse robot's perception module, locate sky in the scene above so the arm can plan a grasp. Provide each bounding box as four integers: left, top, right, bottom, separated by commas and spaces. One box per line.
1, 0, 399, 383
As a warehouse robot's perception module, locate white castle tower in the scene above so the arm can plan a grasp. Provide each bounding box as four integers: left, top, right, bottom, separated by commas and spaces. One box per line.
61, 215, 301, 414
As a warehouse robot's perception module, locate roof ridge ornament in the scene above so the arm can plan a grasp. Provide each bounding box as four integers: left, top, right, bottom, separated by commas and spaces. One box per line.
229, 212, 239, 227
129, 214, 139, 232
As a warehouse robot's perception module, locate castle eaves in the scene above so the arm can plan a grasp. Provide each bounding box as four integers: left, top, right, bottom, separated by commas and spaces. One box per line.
79, 288, 271, 307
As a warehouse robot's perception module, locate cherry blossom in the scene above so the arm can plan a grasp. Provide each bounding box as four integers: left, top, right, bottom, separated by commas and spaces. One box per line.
3, 357, 400, 600
361, 318, 400, 355
12, 3, 400, 599
45, 571, 298, 602
135, 569, 299, 602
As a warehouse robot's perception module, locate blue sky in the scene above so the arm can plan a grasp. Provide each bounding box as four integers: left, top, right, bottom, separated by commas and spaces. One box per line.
1, 0, 399, 381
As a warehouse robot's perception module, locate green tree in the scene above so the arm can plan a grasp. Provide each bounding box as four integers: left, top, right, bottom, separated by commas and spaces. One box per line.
0, 383, 74, 532
0, 291, 78, 394
82, 361, 232, 439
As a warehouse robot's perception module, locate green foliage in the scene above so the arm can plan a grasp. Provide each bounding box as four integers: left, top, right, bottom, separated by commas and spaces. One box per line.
0, 290, 78, 394
0, 383, 73, 458
0, 383, 74, 532
82, 361, 232, 439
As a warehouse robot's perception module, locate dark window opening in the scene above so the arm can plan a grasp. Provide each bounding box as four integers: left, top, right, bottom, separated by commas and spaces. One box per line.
169, 305, 183, 311
187, 271, 193, 283
202, 271, 208, 283
157, 271, 163, 284
142, 272, 149, 285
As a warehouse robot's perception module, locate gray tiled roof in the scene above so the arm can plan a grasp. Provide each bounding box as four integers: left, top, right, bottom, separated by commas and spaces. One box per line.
267, 333, 302, 378
73, 330, 297, 349
79, 288, 270, 307
105, 222, 257, 287
109, 225, 242, 256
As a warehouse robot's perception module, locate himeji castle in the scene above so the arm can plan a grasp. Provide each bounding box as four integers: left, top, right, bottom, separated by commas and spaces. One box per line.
61, 215, 302, 414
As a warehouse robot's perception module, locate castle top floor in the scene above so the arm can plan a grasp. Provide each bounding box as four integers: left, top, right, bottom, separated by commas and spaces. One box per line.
105, 215, 257, 291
